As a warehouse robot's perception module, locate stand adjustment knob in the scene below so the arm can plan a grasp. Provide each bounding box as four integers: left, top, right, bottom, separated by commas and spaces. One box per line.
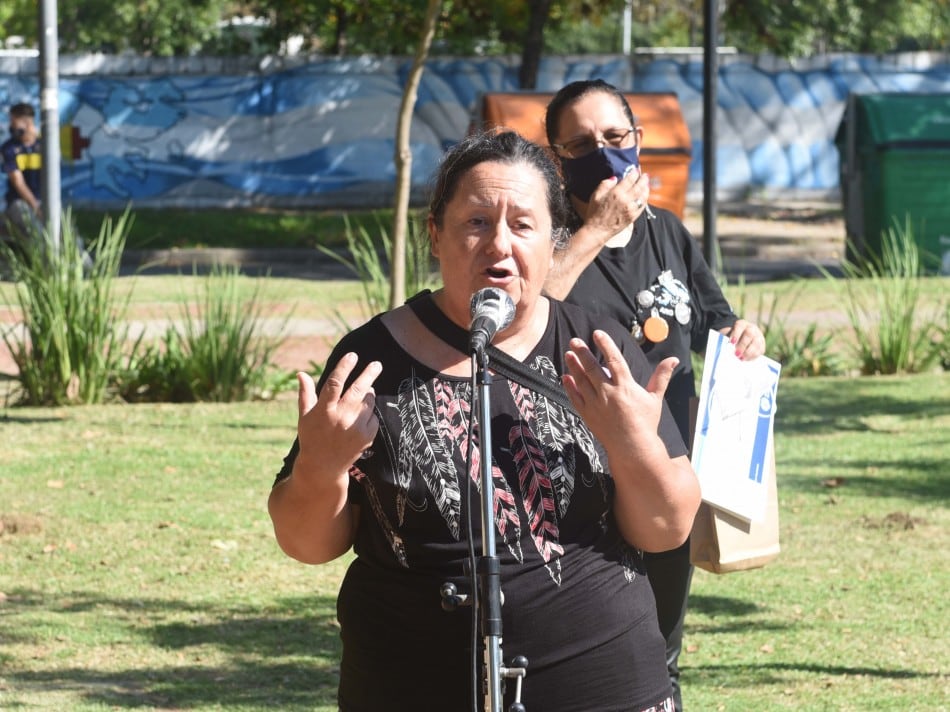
439, 581, 469, 611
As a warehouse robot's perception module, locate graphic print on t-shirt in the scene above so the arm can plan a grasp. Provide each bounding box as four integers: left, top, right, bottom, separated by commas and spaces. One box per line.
631, 269, 692, 344
350, 359, 619, 586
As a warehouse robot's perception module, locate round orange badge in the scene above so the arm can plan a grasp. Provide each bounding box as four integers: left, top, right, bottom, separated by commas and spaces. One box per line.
642, 315, 669, 343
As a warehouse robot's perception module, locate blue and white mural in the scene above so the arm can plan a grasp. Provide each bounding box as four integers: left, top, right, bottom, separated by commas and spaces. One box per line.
1, 52, 948, 209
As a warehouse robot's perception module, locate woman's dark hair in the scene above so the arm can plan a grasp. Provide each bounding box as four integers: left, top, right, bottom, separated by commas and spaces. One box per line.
428, 130, 571, 245
544, 79, 637, 147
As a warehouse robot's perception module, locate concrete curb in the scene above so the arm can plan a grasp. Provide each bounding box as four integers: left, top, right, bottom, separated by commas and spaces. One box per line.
121, 247, 359, 280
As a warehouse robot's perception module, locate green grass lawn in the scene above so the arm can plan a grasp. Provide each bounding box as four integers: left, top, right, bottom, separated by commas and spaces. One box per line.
72, 208, 408, 251
1, 373, 948, 710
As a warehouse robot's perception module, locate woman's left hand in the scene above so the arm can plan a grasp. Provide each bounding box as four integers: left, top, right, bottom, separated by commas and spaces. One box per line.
563, 330, 699, 551
562, 330, 677, 452
724, 319, 766, 361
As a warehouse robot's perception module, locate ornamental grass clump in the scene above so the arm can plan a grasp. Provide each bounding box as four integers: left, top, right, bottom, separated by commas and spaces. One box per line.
754, 284, 844, 377
826, 217, 943, 375
318, 211, 440, 329
0, 209, 136, 405
726, 281, 843, 378
119, 263, 292, 402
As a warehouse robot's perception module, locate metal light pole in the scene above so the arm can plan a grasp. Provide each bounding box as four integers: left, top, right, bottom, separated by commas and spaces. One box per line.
622, 0, 633, 56
702, 0, 719, 275
38, 0, 62, 248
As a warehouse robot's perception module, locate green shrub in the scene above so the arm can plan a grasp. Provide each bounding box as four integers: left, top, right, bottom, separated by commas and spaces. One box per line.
827, 218, 942, 375
756, 284, 844, 377
118, 264, 292, 402
319, 212, 440, 328
935, 301, 950, 371
769, 322, 844, 377
727, 281, 844, 377
0, 209, 136, 405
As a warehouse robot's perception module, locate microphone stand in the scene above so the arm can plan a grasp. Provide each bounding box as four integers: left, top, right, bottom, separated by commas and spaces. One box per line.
472, 346, 527, 712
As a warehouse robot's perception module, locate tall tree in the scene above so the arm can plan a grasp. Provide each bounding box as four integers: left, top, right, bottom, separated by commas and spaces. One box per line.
389, 0, 442, 309
519, 0, 554, 89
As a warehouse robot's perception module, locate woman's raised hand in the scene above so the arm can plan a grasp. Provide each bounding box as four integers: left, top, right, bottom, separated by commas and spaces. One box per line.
562, 330, 677, 453
584, 170, 651, 239
296, 352, 382, 481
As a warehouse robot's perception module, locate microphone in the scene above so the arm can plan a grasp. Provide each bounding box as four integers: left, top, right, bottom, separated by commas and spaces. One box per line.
469, 287, 516, 354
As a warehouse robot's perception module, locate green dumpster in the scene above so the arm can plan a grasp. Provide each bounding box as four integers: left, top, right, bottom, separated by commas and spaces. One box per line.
836, 92, 950, 274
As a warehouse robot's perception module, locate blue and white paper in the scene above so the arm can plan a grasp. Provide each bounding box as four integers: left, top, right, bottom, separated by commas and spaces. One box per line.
691, 330, 781, 523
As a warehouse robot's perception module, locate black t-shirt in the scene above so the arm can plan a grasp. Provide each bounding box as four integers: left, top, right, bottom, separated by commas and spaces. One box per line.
565, 206, 737, 444
276, 297, 685, 711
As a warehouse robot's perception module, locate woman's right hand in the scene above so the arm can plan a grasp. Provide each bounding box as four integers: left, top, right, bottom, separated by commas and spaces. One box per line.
584, 170, 651, 240
268, 353, 381, 565
295, 352, 382, 484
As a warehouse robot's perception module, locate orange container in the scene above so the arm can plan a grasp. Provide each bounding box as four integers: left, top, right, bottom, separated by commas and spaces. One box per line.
475, 92, 692, 219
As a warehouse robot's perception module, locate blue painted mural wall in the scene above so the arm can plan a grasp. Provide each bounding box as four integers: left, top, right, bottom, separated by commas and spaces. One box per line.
1, 52, 948, 210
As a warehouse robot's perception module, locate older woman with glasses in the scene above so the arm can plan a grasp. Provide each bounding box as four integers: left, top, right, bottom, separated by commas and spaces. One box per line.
269, 129, 700, 712
543, 79, 766, 712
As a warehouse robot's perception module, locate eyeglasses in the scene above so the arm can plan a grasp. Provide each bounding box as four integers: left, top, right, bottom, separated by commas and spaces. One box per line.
551, 127, 637, 158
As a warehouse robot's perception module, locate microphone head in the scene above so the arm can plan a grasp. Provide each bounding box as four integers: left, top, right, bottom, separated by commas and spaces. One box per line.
469, 287, 516, 331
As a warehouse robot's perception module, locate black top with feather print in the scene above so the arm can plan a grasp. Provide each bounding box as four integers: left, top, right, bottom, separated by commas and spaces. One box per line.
276, 297, 686, 712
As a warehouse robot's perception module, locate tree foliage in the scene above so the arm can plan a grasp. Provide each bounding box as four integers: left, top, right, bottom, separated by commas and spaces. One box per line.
723, 0, 950, 55
1, 0, 945, 58
1, 0, 232, 56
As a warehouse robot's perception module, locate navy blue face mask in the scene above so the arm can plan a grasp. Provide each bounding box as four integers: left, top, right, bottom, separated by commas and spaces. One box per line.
560, 145, 640, 203
9, 127, 26, 141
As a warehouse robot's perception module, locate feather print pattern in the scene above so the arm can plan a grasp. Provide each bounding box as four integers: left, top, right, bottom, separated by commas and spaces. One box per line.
509, 375, 575, 518
355, 359, 621, 584
350, 465, 408, 567
397, 375, 462, 539
438, 381, 524, 562
532, 357, 606, 481
433, 379, 469, 445
376, 402, 410, 525
509, 422, 564, 584
470, 438, 525, 562
528, 356, 610, 534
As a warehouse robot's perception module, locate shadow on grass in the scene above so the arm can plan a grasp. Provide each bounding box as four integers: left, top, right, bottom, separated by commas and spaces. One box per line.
0, 412, 67, 424
686, 595, 793, 636
777, 457, 950, 501
773, 376, 950, 502
688, 594, 762, 618
777, 382, 950, 438
2, 588, 342, 709
687, 661, 939, 683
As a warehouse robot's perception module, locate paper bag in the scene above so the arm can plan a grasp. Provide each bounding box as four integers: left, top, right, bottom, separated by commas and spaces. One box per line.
689, 439, 780, 574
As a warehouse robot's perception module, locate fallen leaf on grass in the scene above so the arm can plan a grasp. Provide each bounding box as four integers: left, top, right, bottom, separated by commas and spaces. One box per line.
821, 477, 846, 488
46, 480, 65, 489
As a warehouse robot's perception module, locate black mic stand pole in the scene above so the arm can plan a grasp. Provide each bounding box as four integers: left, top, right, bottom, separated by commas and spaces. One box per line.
472, 347, 527, 712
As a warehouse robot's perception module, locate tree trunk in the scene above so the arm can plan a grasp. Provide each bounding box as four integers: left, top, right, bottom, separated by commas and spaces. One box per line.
518, 0, 552, 89
390, 0, 441, 309
332, 2, 348, 56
